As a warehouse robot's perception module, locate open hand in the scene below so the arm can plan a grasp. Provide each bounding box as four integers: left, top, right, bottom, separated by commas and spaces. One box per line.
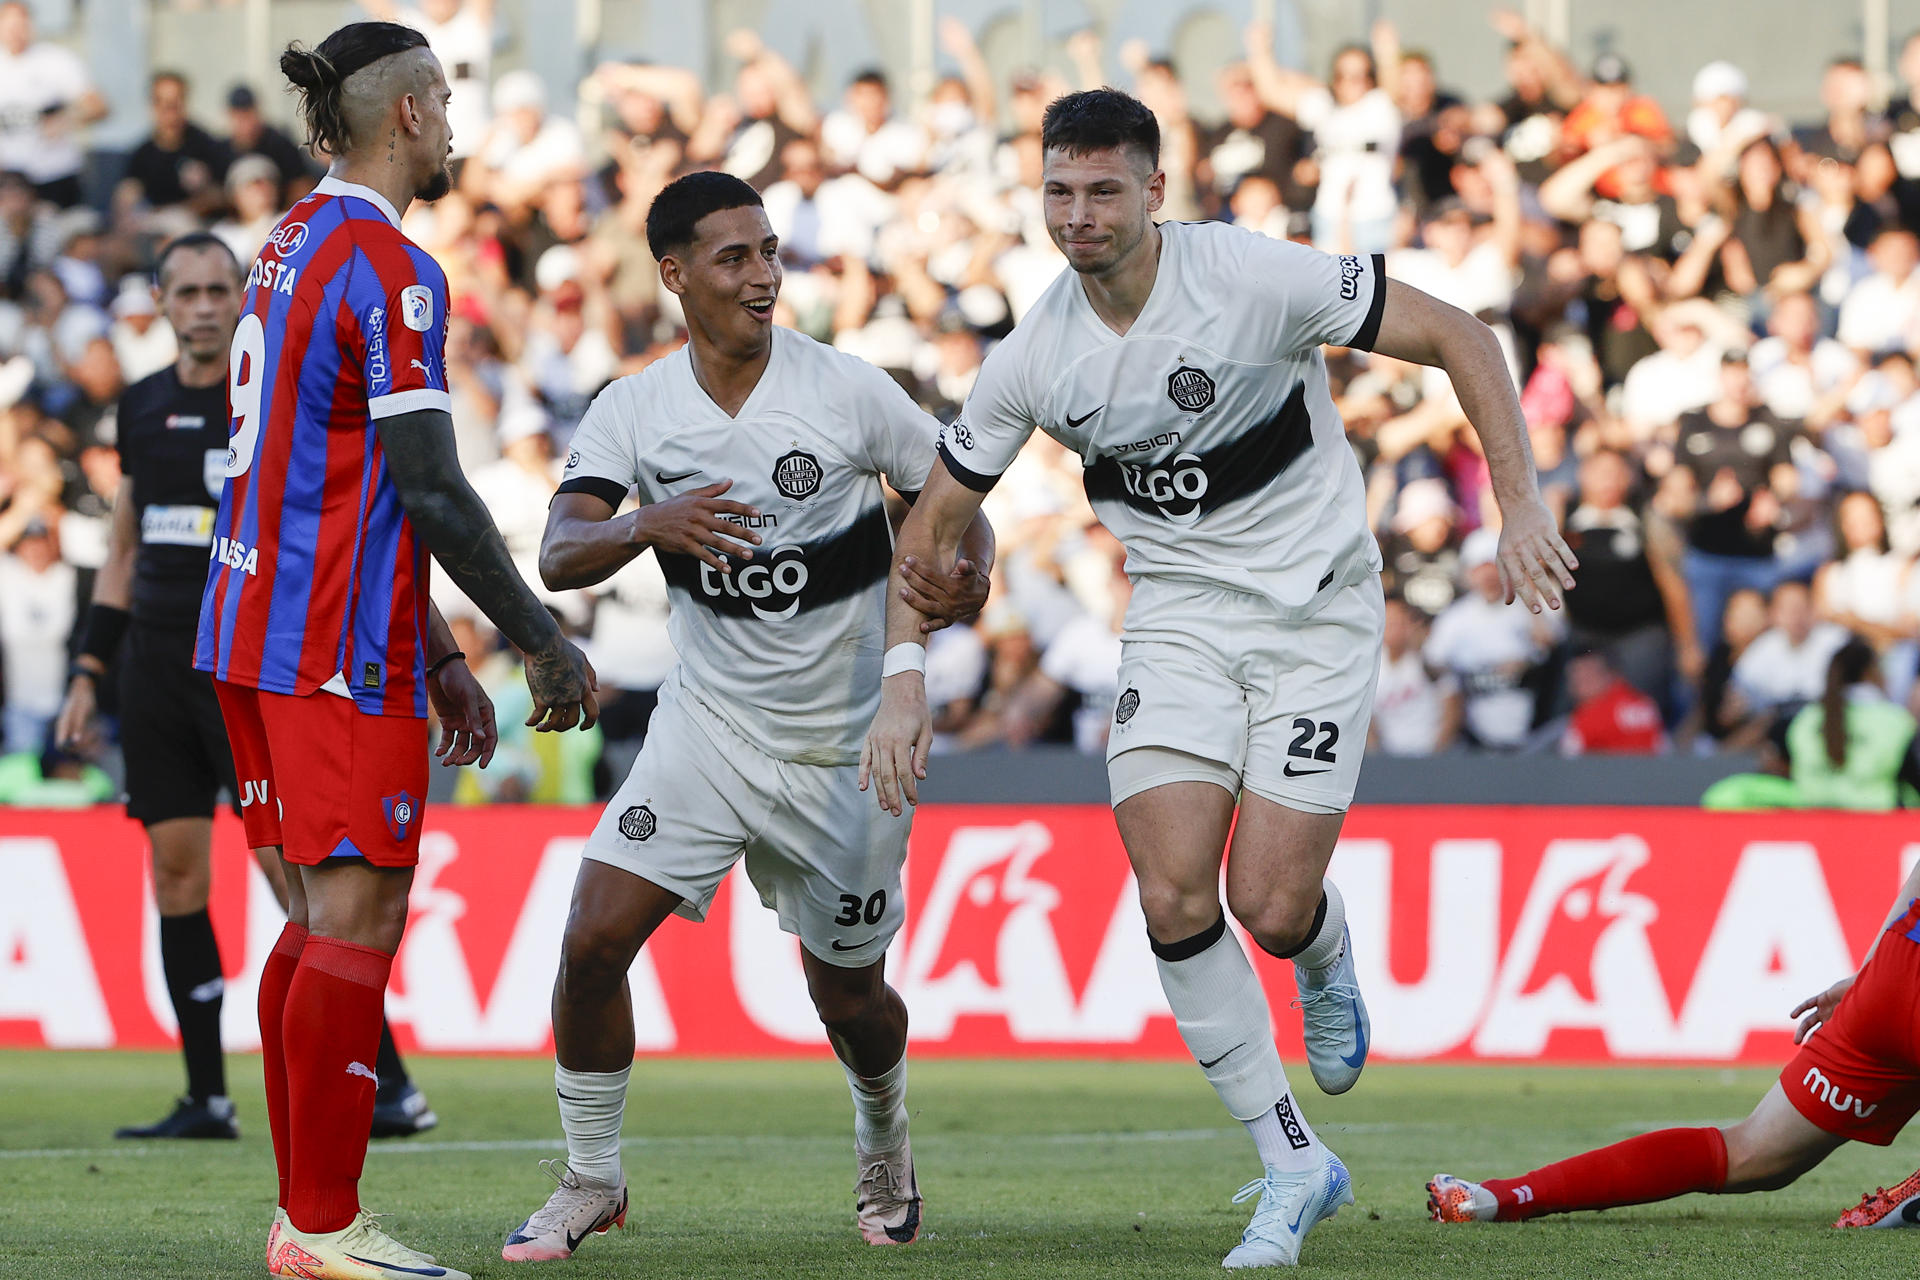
524, 638, 600, 733
1791, 976, 1854, 1044
859, 677, 933, 816
1496, 498, 1578, 613
427, 658, 498, 767
635, 480, 762, 573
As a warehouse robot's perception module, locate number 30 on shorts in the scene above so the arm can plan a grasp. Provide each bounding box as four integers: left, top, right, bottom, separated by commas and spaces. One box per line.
834, 891, 887, 926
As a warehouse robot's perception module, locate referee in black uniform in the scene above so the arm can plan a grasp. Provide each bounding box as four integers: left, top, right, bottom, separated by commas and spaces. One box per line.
57, 234, 440, 1140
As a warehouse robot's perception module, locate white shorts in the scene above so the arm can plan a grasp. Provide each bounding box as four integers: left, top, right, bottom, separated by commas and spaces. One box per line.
581, 683, 910, 968
1106, 576, 1385, 813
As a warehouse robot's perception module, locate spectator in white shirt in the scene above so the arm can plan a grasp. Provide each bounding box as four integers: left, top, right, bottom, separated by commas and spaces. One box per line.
820, 69, 927, 189
1748, 289, 1859, 424
0, 2, 106, 207
1621, 310, 1724, 441
107, 276, 175, 384
1837, 228, 1920, 356
1372, 593, 1457, 755
1425, 527, 1561, 748
1731, 578, 1850, 713
0, 518, 76, 755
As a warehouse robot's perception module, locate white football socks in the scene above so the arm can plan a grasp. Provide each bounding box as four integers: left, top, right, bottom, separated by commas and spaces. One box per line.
1288, 880, 1348, 975
843, 1055, 909, 1152
555, 1063, 630, 1187
1153, 914, 1324, 1175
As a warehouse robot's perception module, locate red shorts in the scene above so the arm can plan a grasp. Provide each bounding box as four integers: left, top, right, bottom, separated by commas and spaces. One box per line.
213, 680, 428, 867
1779, 902, 1920, 1145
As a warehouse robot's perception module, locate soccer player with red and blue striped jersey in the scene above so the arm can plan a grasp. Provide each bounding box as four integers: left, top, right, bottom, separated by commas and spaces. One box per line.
197, 22, 597, 1280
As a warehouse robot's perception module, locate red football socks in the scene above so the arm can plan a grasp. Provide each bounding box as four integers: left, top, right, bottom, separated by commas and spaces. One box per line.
1483, 1126, 1729, 1221
258, 922, 308, 1209
281, 935, 394, 1234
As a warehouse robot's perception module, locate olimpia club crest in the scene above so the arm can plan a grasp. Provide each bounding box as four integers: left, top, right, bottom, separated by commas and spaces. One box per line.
1166, 365, 1216, 412
773, 449, 823, 500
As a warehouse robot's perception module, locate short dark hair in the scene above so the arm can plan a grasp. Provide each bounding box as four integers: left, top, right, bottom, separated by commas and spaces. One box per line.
850, 68, 889, 91
1040, 89, 1159, 170
280, 22, 430, 156
645, 170, 764, 261
151, 70, 188, 93
155, 231, 242, 288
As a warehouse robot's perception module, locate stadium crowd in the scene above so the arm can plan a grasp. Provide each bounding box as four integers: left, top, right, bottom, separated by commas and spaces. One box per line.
7, 0, 1920, 801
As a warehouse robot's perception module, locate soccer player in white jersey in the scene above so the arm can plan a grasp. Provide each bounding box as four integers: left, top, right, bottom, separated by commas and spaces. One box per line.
501, 172, 995, 1261
864, 90, 1577, 1268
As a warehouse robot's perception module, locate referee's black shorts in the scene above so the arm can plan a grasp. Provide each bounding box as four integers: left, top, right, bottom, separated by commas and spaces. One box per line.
120, 624, 240, 826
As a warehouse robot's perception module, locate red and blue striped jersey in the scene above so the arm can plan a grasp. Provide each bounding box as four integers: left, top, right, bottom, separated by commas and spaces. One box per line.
195, 176, 451, 718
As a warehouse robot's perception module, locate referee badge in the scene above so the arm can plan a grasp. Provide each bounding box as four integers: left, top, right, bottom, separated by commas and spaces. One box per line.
382, 791, 419, 842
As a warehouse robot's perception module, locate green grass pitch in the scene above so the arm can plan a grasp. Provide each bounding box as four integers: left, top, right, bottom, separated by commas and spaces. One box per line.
1, 1052, 1915, 1278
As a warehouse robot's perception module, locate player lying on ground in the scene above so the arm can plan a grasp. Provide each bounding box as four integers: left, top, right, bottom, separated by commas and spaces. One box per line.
196, 22, 596, 1280
864, 87, 1575, 1269
1430, 853, 1920, 1226
56, 232, 437, 1144
503, 170, 993, 1263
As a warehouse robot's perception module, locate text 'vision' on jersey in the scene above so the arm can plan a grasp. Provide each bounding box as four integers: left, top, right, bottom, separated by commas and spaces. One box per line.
558, 327, 938, 765
195, 176, 452, 717
939, 220, 1387, 620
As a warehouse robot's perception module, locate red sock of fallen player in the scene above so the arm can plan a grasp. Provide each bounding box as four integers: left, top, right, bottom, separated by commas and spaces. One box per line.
281, 936, 393, 1234
257, 921, 308, 1209
1483, 1127, 1728, 1221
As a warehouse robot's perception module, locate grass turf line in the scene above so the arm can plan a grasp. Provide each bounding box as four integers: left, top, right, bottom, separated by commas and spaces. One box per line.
1, 1052, 1915, 1278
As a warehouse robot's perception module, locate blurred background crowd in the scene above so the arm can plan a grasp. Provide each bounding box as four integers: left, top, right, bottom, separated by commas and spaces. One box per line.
8, 0, 1920, 803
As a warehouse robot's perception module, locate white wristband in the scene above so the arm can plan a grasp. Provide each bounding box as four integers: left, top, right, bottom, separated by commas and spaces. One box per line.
882, 643, 927, 678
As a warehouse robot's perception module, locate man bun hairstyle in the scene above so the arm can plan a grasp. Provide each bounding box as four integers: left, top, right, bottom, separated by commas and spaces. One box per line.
1041, 88, 1160, 171
645, 170, 765, 261
281, 21, 429, 156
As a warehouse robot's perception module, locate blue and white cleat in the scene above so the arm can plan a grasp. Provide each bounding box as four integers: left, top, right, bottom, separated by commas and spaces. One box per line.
1294, 926, 1370, 1095
1222, 1148, 1354, 1268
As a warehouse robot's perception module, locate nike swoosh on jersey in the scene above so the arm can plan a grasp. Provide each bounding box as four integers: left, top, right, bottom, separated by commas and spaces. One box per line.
1282, 762, 1331, 778
1065, 405, 1104, 428
1083, 379, 1313, 520
657, 503, 892, 620
832, 936, 879, 952
656, 469, 700, 484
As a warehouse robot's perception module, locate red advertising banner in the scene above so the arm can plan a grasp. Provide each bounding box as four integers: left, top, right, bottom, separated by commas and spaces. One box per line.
0, 805, 1912, 1064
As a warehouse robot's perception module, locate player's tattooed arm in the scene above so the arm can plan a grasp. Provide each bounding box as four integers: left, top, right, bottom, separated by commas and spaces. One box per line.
375, 407, 599, 732
1369, 279, 1578, 614
541, 483, 762, 589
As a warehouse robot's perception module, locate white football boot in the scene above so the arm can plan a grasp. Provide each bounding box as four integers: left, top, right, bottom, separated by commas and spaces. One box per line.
1221, 1146, 1353, 1268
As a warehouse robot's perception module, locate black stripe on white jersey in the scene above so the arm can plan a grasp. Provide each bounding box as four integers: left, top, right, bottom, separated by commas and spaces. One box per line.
1081, 379, 1312, 524
658, 503, 892, 622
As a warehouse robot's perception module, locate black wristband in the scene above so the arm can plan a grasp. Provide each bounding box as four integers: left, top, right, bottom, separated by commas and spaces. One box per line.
425, 650, 466, 679
78, 602, 131, 668
68, 661, 102, 684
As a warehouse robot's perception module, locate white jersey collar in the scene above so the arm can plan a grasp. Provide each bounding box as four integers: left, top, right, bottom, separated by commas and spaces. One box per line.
314, 174, 403, 229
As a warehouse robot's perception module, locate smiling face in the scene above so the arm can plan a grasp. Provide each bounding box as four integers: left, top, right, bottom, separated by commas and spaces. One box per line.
1042, 145, 1163, 278
662, 203, 782, 356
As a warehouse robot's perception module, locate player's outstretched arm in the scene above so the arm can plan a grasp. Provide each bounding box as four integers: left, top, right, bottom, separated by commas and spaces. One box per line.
861, 464, 987, 815
539, 482, 763, 591
375, 407, 598, 732
897, 506, 996, 634
1368, 279, 1578, 614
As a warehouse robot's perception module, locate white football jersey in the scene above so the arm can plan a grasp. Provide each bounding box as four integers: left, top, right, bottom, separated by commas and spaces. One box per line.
944, 220, 1386, 619
560, 326, 937, 765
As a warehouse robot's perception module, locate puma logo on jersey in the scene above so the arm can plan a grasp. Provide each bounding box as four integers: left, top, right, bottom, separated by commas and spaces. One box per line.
345, 1061, 379, 1083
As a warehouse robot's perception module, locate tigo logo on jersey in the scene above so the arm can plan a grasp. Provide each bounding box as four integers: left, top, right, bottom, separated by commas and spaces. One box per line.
700, 545, 809, 622
1166, 366, 1216, 412
266, 221, 309, 257
619, 805, 657, 842
401, 284, 434, 332
1119, 453, 1209, 524
382, 791, 419, 842
773, 450, 823, 500
946, 419, 975, 451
